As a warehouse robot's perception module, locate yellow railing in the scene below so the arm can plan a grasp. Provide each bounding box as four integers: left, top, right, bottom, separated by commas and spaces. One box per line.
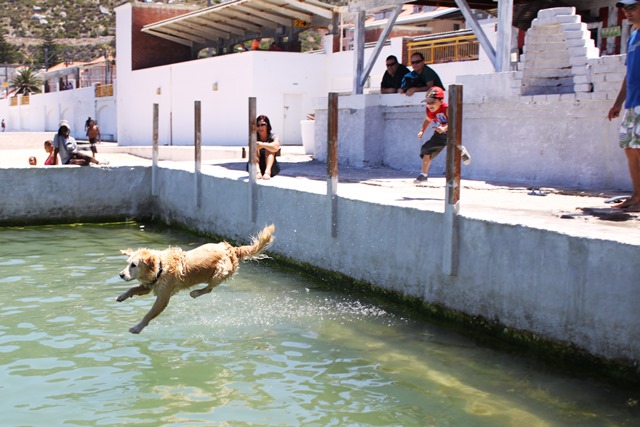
95, 84, 113, 97
20, 95, 30, 105
407, 35, 479, 65
10, 97, 17, 106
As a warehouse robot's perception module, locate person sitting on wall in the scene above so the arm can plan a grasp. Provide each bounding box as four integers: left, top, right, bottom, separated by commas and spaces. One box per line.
399, 52, 444, 97
380, 55, 409, 94
28, 156, 37, 166
246, 115, 280, 180
44, 140, 56, 165
52, 120, 107, 166
252, 37, 262, 50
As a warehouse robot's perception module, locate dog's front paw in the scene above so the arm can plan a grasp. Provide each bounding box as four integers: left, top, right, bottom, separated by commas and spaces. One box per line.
189, 289, 201, 298
129, 325, 143, 334
116, 293, 129, 302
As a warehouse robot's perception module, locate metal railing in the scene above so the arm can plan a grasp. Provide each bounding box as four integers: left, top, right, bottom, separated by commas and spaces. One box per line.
95, 84, 113, 97
407, 34, 479, 65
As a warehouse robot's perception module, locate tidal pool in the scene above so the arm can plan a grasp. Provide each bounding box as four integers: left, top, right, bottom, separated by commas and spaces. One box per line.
0, 223, 637, 427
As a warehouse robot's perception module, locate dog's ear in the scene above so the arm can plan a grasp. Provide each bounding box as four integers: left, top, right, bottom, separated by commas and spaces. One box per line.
141, 253, 156, 269
120, 249, 134, 256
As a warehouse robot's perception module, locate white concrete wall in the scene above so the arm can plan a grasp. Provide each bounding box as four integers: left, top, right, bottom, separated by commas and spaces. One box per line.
0, 86, 117, 141
0, 166, 151, 222
1, 163, 638, 365
116, 51, 328, 147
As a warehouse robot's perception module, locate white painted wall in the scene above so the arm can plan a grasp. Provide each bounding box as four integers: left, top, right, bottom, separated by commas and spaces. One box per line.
0, 87, 116, 141
117, 51, 328, 147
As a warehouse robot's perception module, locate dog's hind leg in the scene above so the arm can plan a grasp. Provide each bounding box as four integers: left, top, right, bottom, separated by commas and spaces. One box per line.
117, 285, 152, 302
189, 278, 225, 298
190, 259, 233, 298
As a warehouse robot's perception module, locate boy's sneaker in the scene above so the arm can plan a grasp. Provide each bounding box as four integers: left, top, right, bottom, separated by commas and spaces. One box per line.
460, 145, 471, 165
414, 173, 428, 184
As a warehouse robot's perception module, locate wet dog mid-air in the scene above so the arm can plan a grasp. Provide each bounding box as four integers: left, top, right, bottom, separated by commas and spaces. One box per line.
117, 224, 274, 334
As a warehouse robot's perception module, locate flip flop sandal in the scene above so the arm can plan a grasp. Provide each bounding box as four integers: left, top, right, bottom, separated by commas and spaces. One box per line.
604, 195, 630, 204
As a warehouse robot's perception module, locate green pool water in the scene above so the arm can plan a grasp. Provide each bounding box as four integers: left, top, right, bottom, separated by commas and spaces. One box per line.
0, 223, 637, 427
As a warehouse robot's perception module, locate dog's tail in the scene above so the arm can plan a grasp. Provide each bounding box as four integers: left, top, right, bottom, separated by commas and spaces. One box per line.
235, 224, 275, 261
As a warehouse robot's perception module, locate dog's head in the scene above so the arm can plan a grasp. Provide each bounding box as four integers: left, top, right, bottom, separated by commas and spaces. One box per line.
119, 248, 158, 283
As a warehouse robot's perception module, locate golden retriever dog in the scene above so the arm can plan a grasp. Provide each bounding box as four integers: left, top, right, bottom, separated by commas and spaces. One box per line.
117, 224, 275, 334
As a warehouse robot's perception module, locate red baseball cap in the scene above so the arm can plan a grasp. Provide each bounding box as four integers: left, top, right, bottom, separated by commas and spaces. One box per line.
424, 86, 445, 103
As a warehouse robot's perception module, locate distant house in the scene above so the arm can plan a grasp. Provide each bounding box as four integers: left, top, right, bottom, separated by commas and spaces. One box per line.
42, 55, 116, 93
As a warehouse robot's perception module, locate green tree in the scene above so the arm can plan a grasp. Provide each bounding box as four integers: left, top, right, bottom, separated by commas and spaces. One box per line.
35, 32, 61, 70
12, 67, 43, 95
0, 33, 20, 64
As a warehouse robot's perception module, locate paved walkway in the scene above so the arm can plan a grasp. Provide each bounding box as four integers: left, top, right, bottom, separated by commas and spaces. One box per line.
3, 132, 639, 244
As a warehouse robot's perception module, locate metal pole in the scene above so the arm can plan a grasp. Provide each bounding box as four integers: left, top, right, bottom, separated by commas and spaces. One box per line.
352, 10, 365, 94
248, 97, 258, 223
194, 100, 202, 208
152, 103, 159, 197
497, 0, 514, 72
443, 84, 463, 276
327, 92, 338, 237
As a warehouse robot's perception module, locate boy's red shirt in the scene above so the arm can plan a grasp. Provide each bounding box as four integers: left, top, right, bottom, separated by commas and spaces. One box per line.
426, 101, 448, 130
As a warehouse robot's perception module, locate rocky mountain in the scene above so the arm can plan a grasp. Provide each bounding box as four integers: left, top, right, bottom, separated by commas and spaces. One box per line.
0, 0, 209, 65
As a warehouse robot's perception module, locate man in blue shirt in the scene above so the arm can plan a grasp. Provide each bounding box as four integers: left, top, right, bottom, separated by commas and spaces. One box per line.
399, 52, 444, 97
609, 0, 640, 211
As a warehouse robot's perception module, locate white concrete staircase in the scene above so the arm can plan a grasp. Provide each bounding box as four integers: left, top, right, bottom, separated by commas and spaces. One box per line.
519, 7, 599, 96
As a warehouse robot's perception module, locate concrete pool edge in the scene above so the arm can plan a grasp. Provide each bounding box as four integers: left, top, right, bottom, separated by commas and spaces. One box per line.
2, 163, 639, 384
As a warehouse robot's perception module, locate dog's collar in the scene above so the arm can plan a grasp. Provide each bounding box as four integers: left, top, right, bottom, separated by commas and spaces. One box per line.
147, 261, 163, 286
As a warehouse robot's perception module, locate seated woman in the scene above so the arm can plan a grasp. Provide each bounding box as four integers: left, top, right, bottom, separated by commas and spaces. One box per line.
52, 120, 107, 166
248, 115, 280, 179
44, 139, 56, 165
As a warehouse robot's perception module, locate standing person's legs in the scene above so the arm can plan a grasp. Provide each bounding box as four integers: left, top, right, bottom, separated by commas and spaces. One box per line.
90, 138, 97, 158
615, 107, 640, 209
621, 148, 640, 211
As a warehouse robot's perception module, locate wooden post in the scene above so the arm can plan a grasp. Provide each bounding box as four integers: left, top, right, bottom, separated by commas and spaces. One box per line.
152, 103, 159, 197
248, 97, 258, 223
443, 84, 463, 276
327, 92, 338, 237
194, 100, 202, 208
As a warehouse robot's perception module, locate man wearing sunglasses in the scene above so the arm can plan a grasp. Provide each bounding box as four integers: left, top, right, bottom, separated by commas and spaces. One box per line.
398, 52, 444, 97
380, 55, 410, 93
608, 0, 640, 211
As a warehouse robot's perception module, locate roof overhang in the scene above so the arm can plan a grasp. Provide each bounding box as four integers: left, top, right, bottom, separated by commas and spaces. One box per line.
141, 0, 340, 49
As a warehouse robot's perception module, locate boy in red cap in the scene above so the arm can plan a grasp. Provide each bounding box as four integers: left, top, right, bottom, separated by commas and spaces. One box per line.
414, 87, 470, 184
